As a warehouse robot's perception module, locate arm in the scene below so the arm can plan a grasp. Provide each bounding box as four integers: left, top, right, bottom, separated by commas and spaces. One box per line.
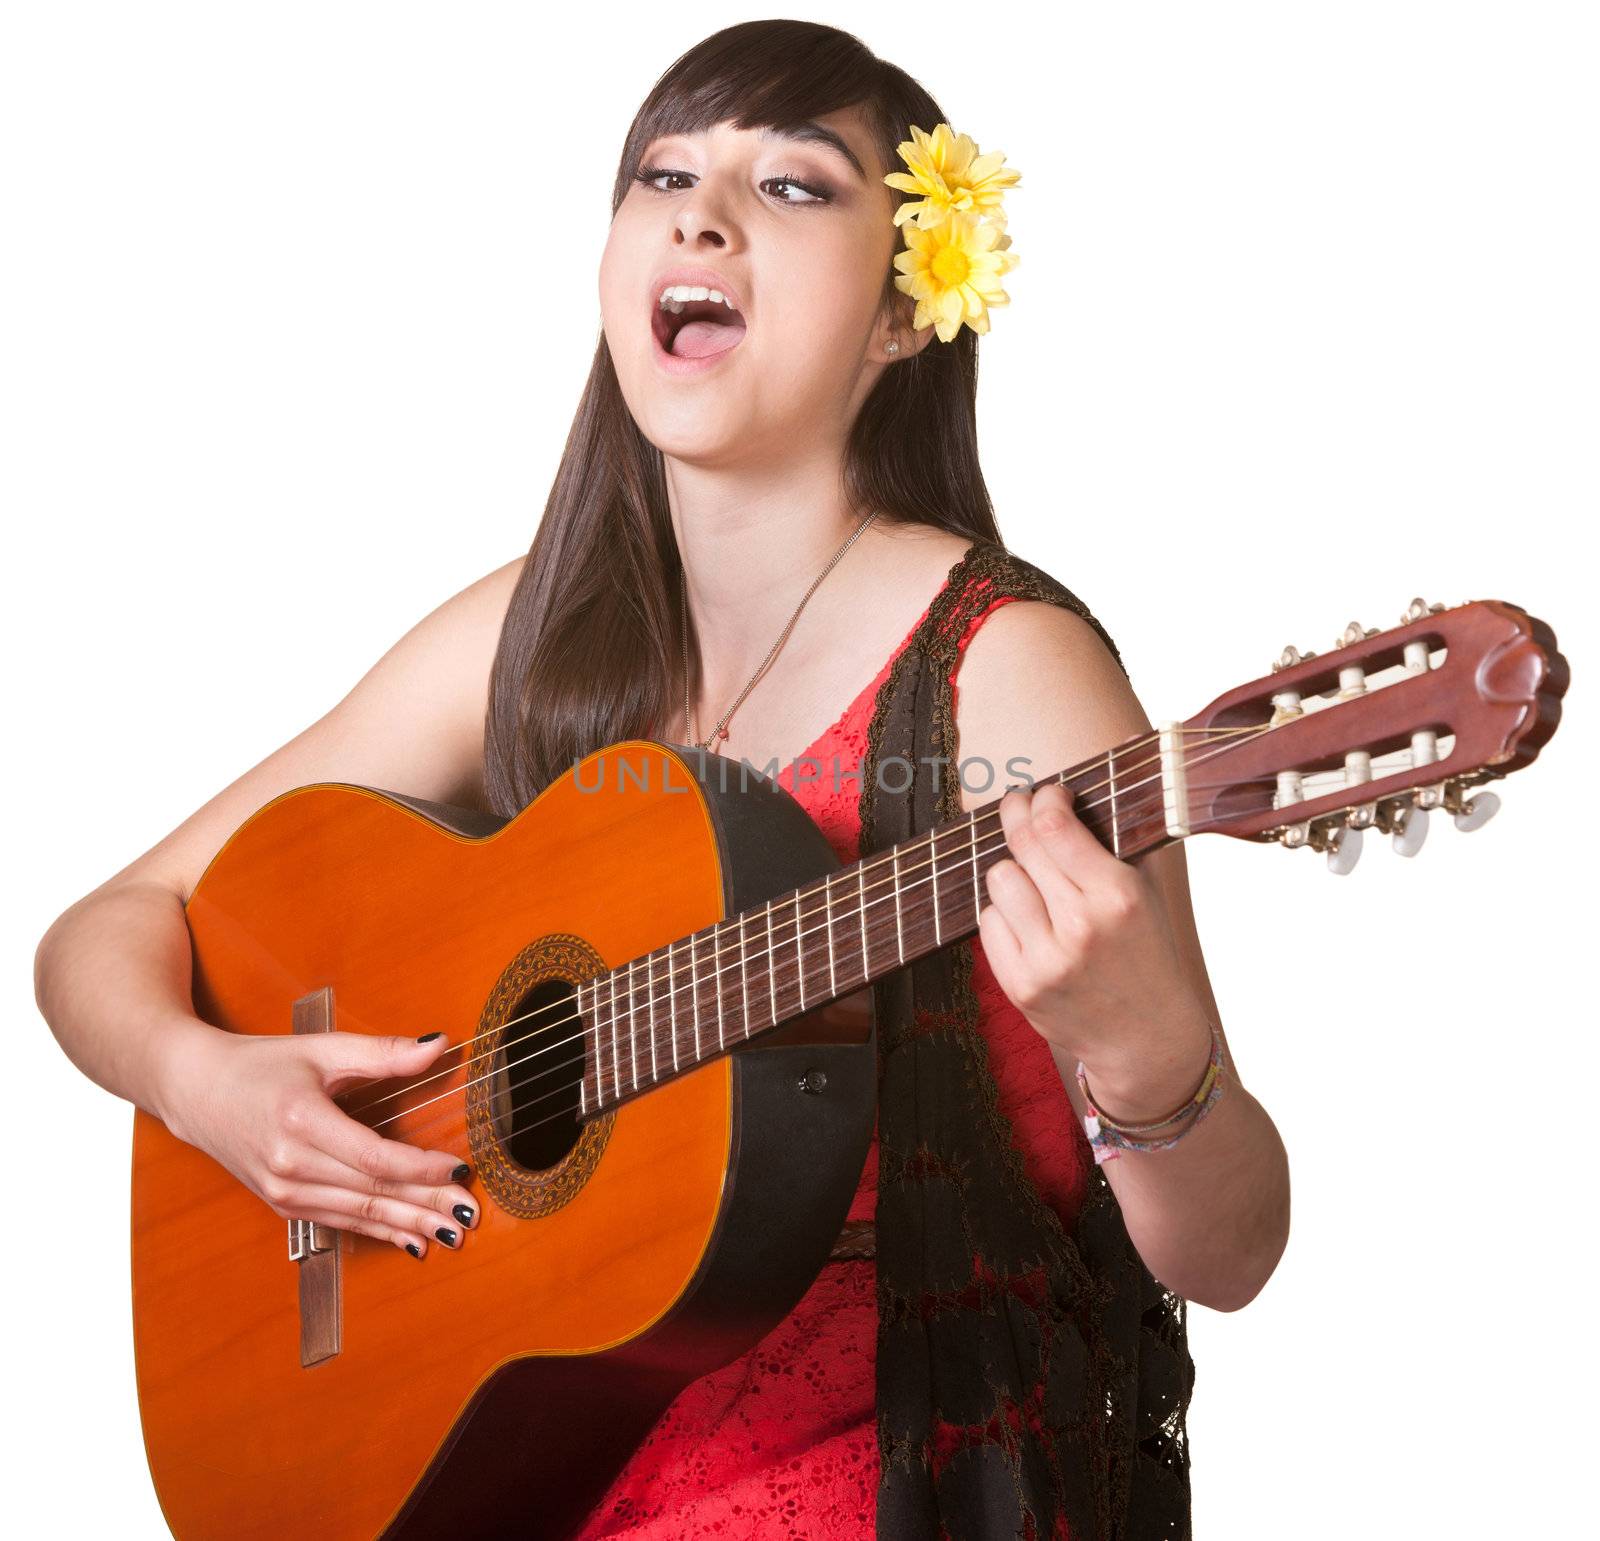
33, 556, 526, 1257
955, 598, 1291, 1312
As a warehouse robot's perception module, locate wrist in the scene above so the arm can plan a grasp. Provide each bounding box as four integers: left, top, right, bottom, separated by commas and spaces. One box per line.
146, 1014, 231, 1140
1078, 1012, 1216, 1128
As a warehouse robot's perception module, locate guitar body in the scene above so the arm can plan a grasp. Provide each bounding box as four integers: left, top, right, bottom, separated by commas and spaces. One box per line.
131, 740, 877, 1540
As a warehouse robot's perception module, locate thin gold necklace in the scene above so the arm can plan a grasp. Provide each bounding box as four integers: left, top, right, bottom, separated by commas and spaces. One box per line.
680, 508, 879, 754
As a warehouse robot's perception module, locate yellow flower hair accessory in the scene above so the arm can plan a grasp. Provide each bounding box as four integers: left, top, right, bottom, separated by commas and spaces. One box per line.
883, 122, 1021, 344
882, 122, 1020, 230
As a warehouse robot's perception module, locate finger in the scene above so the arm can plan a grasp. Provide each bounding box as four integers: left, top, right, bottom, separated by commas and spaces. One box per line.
287, 1182, 468, 1251
999, 785, 1085, 906
309, 1029, 459, 1096
267, 1141, 477, 1229
1029, 783, 1126, 890
984, 854, 1057, 961
990, 788, 1071, 940
303, 1097, 471, 1190
977, 891, 1025, 978
278, 1198, 430, 1258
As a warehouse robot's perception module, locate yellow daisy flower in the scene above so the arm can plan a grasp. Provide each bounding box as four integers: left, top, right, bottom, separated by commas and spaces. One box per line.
883, 121, 1021, 230
892, 212, 1020, 343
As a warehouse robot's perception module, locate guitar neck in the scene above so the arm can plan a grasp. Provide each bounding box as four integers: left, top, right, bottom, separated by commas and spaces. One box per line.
578, 732, 1178, 1117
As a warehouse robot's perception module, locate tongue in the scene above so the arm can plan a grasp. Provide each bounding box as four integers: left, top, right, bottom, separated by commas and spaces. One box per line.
672, 318, 747, 359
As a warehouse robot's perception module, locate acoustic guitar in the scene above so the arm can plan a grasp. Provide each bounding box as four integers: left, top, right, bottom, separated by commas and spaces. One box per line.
130, 596, 1567, 1538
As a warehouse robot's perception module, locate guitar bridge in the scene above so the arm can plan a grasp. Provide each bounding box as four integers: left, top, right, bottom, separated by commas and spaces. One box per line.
287, 1219, 334, 1262
287, 986, 343, 1367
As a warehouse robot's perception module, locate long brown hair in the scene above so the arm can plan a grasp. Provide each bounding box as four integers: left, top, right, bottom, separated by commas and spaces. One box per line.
483, 20, 1005, 816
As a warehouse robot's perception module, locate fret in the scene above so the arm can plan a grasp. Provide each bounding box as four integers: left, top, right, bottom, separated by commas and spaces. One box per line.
737, 912, 749, 1042
582, 979, 595, 1113
620, 953, 633, 1094
1104, 748, 1123, 857
666, 940, 679, 1074
967, 810, 982, 919
824, 873, 836, 997
713, 921, 727, 1052
626, 958, 639, 1092
793, 888, 806, 1012
858, 863, 871, 983
688, 928, 701, 1061
608, 968, 621, 1104
765, 900, 778, 1026
931, 825, 942, 946
893, 847, 905, 964
646, 949, 659, 1084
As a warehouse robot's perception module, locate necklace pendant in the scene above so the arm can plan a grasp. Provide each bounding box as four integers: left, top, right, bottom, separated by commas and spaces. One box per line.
716, 724, 730, 742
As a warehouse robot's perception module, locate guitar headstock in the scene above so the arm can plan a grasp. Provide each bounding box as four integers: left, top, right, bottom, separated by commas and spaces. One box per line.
1177, 597, 1569, 873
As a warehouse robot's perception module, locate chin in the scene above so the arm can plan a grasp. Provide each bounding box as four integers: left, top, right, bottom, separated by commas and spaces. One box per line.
647, 422, 758, 467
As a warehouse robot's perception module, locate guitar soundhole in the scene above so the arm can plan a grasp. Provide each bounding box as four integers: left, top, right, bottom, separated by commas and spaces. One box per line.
492, 977, 584, 1171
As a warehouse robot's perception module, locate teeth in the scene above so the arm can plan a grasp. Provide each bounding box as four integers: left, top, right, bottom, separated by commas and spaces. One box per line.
657, 284, 738, 314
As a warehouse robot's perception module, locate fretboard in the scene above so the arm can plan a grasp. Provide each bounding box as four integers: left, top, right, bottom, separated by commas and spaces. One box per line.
577, 730, 1182, 1117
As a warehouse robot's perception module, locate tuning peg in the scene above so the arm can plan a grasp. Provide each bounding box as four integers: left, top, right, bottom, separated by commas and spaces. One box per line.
1333, 621, 1380, 650
1400, 597, 1448, 624
1389, 803, 1430, 857
1271, 644, 1316, 673
1452, 790, 1501, 832
1326, 823, 1364, 875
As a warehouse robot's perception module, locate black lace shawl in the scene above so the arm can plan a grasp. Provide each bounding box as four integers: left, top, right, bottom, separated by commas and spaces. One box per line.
857, 539, 1194, 1539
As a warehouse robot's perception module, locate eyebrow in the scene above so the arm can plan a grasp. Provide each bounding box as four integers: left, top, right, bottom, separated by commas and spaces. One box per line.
756, 122, 867, 182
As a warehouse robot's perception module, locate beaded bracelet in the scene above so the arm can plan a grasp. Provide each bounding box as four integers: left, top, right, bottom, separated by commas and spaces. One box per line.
1076, 1022, 1227, 1165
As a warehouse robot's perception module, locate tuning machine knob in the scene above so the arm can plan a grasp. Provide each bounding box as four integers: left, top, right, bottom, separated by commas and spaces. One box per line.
1304, 813, 1366, 874
1400, 597, 1449, 624
1448, 786, 1502, 832
1376, 795, 1430, 857
1333, 621, 1381, 650
1324, 823, 1364, 875
1271, 644, 1317, 673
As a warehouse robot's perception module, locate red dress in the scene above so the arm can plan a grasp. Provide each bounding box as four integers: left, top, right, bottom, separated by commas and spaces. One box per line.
577, 572, 1094, 1538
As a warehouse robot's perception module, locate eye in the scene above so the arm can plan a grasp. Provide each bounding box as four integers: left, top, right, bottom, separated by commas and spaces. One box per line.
762, 175, 832, 205
630, 166, 833, 205
632, 165, 693, 192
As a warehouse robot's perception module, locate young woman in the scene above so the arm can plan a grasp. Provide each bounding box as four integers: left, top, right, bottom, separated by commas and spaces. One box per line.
35, 20, 1289, 1537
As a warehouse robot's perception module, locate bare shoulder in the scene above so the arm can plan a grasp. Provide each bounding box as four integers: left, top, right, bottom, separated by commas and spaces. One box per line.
954, 597, 1148, 810
102, 554, 528, 904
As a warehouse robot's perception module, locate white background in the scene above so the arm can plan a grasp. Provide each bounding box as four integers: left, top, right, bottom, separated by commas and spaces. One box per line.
6, 3, 1595, 1535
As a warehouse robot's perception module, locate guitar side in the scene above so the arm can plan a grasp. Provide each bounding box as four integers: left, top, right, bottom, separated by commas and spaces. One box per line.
130, 741, 875, 1539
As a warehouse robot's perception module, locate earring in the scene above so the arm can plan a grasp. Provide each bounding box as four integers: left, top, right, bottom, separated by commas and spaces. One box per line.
885, 340, 901, 355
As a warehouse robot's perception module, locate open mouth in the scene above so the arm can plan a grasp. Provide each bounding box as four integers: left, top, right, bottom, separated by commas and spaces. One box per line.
652, 288, 748, 363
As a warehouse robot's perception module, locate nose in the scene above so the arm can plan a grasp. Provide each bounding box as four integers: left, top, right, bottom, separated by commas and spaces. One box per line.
674, 209, 728, 249
671, 176, 742, 251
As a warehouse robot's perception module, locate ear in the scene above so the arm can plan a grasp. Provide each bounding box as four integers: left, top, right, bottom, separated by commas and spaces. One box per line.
874, 294, 938, 364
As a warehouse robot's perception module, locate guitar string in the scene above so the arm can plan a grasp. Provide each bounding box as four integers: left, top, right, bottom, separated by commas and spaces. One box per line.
382, 756, 1324, 1155
371, 728, 1437, 1156
365, 719, 1301, 1145
368, 717, 1385, 1145
339, 721, 1259, 1122
390, 779, 1311, 1153
339, 722, 1194, 1116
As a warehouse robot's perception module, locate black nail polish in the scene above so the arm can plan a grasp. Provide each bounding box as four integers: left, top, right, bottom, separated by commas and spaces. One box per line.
405, 1242, 422, 1259
450, 1162, 471, 1185
417, 1031, 445, 1043
436, 1226, 459, 1247
453, 1203, 475, 1228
